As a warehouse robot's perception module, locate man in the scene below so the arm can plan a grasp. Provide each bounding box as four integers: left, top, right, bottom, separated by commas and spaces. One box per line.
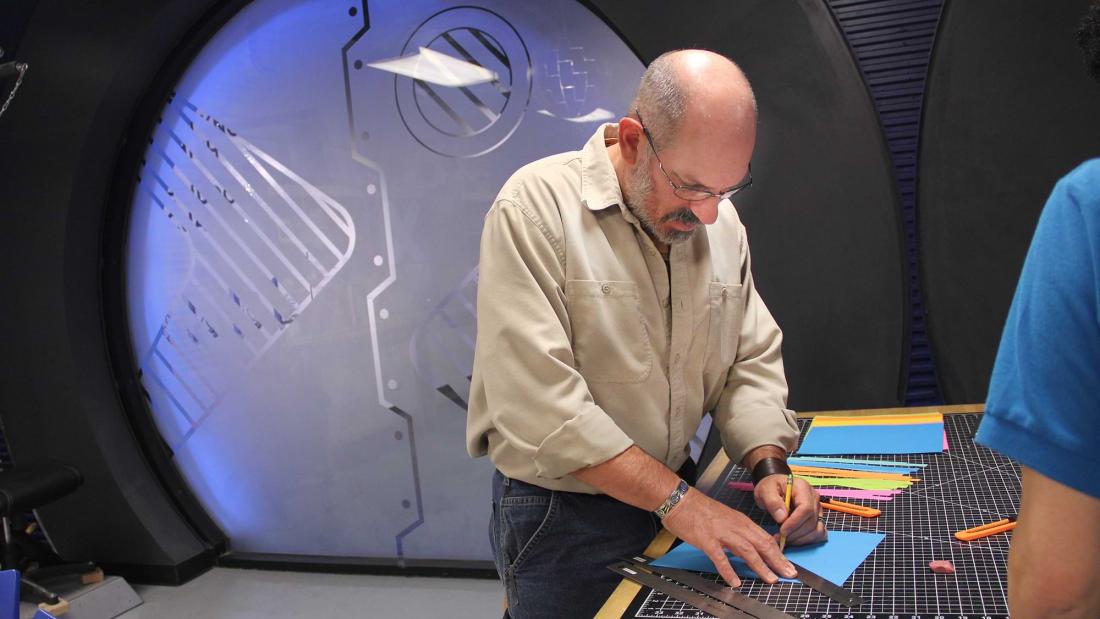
974, 6, 1100, 617
467, 49, 825, 618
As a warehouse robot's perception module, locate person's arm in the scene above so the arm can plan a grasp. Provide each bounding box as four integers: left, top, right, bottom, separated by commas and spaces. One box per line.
470, 197, 633, 479
973, 165, 1100, 617
712, 222, 824, 547
573, 445, 796, 587
1008, 467, 1100, 619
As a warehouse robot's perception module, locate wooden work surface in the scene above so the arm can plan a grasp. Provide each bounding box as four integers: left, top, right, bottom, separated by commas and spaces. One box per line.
595, 403, 986, 619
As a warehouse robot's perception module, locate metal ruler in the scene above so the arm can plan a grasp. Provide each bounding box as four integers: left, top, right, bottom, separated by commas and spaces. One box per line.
790, 561, 866, 607
612, 553, 867, 615
607, 561, 750, 618
622, 555, 795, 619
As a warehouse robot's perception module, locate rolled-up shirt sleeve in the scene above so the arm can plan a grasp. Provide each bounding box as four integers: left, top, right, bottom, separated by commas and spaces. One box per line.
469, 198, 633, 479
713, 225, 799, 464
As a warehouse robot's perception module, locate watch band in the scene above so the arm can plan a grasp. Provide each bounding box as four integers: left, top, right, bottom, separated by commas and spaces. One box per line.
751, 456, 792, 485
654, 479, 689, 519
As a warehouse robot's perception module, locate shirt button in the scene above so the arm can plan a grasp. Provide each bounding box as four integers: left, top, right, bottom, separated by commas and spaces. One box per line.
674, 353, 681, 365
601, 283, 611, 295
722, 288, 728, 300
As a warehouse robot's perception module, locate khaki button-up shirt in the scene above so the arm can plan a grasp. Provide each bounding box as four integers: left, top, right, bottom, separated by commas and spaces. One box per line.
466, 124, 797, 494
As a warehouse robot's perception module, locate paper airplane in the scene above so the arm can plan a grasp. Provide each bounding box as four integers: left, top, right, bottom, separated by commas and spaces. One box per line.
367, 47, 498, 88
536, 107, 616, 123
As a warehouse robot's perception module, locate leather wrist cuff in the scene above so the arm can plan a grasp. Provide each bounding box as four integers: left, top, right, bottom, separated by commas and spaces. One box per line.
751, 456, 792, 485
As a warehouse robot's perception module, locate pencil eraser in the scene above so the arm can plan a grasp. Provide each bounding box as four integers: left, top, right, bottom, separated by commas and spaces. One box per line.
929, 560, 955, 574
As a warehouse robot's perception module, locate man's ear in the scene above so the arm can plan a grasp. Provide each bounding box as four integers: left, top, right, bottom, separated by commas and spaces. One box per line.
618, 116, 644, 166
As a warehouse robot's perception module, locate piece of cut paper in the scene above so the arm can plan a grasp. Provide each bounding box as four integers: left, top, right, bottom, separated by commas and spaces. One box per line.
944, 431, 949, 451
798, 423, 944, 455
790, 466, 918, 481
810, 413, 942, 427
798, 476, 914, 490
787, 459, 922, 474
652, 530, 886, 585
788, 456, 927, 468
726, 481, 902, 501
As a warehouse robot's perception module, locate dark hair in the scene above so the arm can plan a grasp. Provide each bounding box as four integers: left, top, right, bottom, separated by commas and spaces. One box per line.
1076, 0, 1100, 83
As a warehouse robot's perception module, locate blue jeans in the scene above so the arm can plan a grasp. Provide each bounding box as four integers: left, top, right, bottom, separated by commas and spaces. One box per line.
489, 470, 661, 618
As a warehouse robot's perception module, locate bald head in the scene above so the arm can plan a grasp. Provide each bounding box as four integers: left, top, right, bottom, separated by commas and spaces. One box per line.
630, 49, 757, 151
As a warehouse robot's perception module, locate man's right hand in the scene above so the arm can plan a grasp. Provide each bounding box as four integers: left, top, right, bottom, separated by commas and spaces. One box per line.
661, 487, 797, 587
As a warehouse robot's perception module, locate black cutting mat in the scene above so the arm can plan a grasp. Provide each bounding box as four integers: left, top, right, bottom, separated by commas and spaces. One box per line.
626, 413, 1017, 619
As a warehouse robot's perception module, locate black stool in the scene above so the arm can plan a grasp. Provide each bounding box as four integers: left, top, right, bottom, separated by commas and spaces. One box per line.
0, 461, 91, 615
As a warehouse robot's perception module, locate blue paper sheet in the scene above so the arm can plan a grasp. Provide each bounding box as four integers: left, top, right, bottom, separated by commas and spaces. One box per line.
651, 530, 886, 585
797, 423, 943, 455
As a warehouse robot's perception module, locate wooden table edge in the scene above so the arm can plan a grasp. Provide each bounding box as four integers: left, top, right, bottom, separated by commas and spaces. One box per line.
594, 403, 985, 618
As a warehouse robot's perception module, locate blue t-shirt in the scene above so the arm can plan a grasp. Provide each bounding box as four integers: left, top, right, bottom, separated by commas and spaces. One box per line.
976, 159, 1100, 499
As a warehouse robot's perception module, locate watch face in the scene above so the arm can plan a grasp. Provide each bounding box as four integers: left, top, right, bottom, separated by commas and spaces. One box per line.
125, 0, 642, 560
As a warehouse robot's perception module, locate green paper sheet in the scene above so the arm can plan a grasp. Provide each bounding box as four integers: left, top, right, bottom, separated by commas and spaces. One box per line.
798, 476, 914, 490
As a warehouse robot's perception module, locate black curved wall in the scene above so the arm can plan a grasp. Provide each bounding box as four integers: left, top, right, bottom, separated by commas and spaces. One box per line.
920, 0, 1100, 403
0, 0, 908, 581
0, 0, 231, 584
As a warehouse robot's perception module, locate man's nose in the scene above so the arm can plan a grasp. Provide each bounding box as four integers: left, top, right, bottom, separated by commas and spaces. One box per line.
689, 198, 720, 225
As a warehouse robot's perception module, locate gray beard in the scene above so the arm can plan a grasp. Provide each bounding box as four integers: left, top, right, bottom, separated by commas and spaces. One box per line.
623, 150, 699, 245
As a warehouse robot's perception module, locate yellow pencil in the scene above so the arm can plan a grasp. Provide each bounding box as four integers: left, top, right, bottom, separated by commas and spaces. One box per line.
779, 473, 793, 552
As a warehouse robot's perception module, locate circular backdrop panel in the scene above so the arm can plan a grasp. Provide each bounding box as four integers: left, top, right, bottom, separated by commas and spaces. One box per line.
126, 0, 643, 560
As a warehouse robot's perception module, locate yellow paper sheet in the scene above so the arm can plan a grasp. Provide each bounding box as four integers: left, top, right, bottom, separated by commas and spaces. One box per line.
790, 465, 919, 482
810, 412, 943, 428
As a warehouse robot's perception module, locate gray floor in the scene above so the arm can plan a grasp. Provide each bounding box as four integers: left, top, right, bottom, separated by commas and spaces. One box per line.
22, 568, 505, 619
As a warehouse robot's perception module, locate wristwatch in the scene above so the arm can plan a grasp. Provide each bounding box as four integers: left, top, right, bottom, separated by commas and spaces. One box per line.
654, 479, 690, 519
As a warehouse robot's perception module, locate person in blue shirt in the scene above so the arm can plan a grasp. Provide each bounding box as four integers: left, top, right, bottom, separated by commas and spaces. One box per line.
975, 6, 1100, 617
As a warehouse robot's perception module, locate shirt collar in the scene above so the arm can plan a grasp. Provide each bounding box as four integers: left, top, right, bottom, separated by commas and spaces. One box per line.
581, 123, 631, 218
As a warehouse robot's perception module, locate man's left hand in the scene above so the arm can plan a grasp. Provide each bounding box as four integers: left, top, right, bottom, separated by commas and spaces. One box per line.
753, 475, 827, 547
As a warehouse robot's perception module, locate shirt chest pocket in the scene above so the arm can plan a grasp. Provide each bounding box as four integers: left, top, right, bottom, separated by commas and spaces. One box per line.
708, 282, 744, 365
564, 280, 653, 384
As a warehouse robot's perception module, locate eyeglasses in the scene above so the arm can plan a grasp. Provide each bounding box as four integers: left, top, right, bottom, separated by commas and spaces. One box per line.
635, 108, 752, 202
